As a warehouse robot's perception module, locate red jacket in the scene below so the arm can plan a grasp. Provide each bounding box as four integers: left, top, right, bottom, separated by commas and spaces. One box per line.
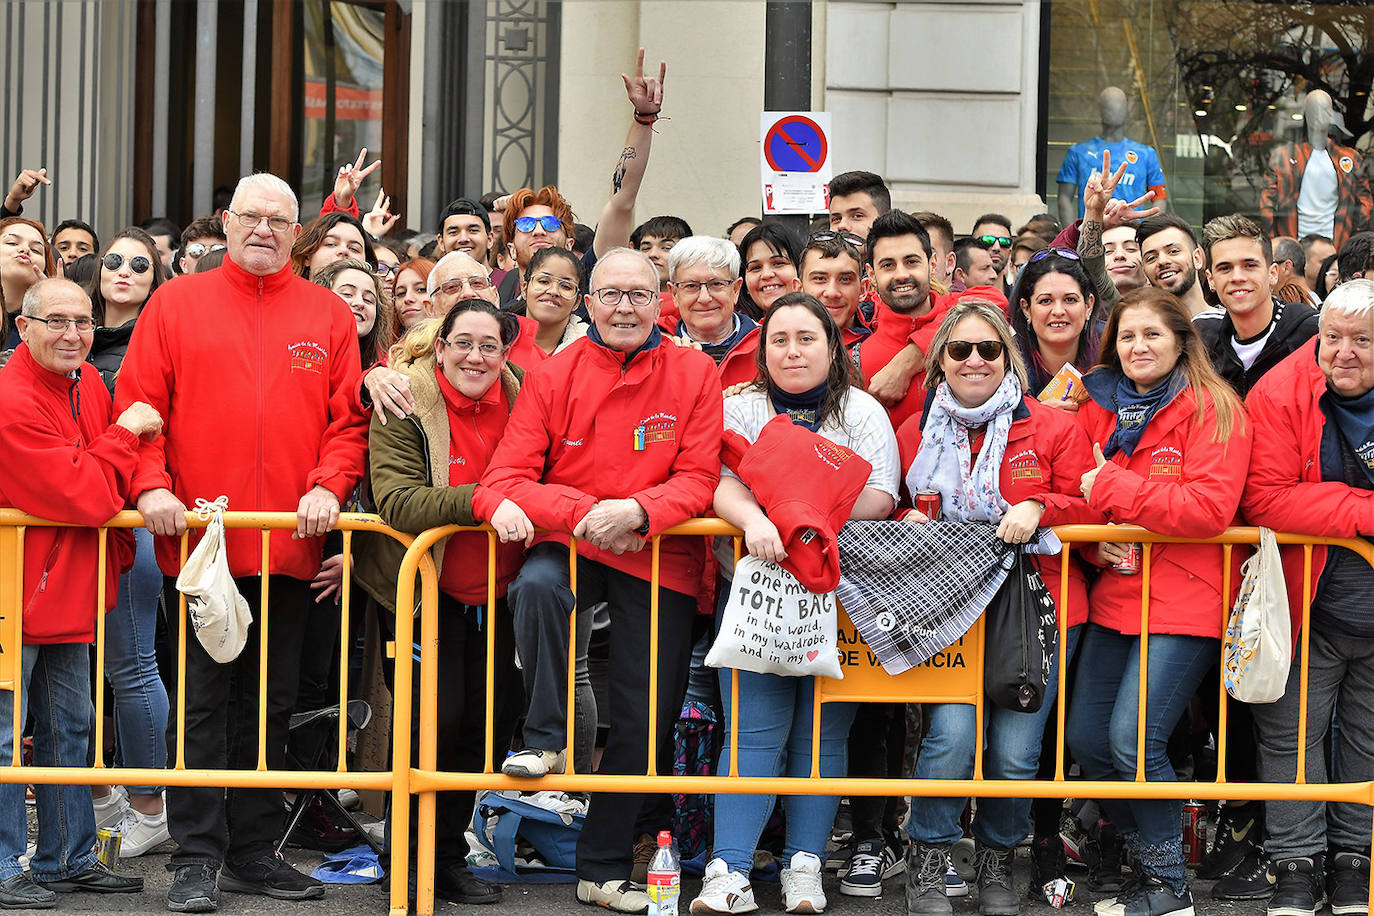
1240, 346, 1374, 641
717, 327, 761, 389
475, 332, 722, 595
896, 396, 1100, 626
1077, 388, 1251, 638
0, 345, 138, 642
856, 296, 953, 432
114, 256, 369, 580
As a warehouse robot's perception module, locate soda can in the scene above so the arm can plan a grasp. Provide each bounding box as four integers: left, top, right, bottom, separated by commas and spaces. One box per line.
915, 490, 942, 521
1115, 543, 1141, 575
1182, 801, 1206, 866
96, 826, 121, 871
1043, 877, 1075, 908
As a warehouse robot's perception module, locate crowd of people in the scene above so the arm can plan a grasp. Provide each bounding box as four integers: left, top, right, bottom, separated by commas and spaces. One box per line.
0, 51, 1372, 916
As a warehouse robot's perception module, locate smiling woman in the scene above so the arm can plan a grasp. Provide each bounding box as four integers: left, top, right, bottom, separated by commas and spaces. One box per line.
312, 257, 394, 369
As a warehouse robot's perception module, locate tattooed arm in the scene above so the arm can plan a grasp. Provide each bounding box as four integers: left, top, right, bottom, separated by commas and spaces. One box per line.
1078, 154, 1120, 312
593, 49, 665, 257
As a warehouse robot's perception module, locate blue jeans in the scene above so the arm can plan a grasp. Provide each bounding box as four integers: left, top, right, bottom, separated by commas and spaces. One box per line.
712, 668, 857, 875
0, 644, 100, 881
908, 625, 1081, 848
1065, 624, 1217, 850
104, 527, 168, 793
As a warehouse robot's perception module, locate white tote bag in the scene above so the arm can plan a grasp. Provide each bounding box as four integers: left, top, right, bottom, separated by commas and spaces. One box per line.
174, 496, 253, 664
705, 555, 842, 679
1223, 527, 1291, 704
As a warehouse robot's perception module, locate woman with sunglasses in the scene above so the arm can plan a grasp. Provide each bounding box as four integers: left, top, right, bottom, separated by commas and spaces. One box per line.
354, 298, 526, 906
289, 211, 376, 279
896, 300, 1097, 916
1065, 287, 1249, 916
694, 292, 898, 916
736, 222, 803, 320
82, 226, 172, 856
1009, 247, 1102, 409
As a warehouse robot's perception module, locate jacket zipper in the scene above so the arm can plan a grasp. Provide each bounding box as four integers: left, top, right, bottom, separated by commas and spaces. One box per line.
256, 277, 265, 516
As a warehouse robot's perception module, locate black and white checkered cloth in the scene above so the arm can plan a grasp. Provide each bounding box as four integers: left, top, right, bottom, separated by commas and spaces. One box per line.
834, 520, 1060, 675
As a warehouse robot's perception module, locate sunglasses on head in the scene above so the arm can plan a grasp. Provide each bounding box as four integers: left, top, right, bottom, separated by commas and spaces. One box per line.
809, 230, 866, 248
945, 339, 1005, 361
184, 242, 225, 259
978, 235, 1013, 248
513, 215, 564, 234
102, 252, 152, 274
1028, 246, 1082, 264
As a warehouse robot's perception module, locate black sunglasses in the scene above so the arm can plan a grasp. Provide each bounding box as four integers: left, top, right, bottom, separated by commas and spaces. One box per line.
102, 252, 152, 274
945, 339, 1005, 361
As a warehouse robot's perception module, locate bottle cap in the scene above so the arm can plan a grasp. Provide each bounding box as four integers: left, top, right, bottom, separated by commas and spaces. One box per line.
657, 830, 672, 846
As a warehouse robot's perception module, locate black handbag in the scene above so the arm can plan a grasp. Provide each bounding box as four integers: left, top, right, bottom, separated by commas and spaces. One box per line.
983, 544, 1058, 713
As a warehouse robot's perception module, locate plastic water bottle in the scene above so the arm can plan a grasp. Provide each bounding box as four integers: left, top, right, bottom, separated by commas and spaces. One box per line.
646, 830, 680, 916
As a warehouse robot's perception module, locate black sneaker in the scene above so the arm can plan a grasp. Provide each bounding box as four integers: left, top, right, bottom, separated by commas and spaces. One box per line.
1088, 822, 1125, 893
1028, 836, 1068, 900
220, 852, 324, 900
1269, 856, 1325, 916
39, 860, 143, 893
0, 872, 55, 910
1328, 851, 1370, 916
1212, 849, 1275, 900
166, 864, 219, 913
1198, 803, 1261, 880
1093, 875, 1194, 916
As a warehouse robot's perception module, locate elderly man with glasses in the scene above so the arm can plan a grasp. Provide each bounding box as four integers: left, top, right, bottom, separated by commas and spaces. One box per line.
478, 247, 721, 913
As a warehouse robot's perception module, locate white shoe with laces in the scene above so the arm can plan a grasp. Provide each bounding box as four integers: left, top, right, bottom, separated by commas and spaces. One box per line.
691, 858, 757, 914
92, 787, 129, 831
119, 805, 171, 857
782, 851, 828, 914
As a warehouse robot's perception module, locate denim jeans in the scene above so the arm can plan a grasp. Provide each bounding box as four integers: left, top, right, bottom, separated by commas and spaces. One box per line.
711, 668, 857, 875
1065, 624, 1216, 853
908, 624, 1081, 848
1252, 626, 1374, 858
0, 644, 100, 882
104, 526, 169, 794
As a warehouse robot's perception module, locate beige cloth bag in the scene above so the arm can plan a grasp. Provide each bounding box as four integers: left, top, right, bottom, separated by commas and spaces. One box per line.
174, 496, 252, 664
1224, 527, 1292, 704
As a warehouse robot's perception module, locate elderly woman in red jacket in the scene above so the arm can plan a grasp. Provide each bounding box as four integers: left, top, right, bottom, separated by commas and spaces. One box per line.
1066, 287, 1250, 916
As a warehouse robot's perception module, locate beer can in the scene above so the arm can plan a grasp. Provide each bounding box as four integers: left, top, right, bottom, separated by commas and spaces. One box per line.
1115, 543, 1141, 575
915, 490, 942, 521
1182, 801, 1206, 866
1043, 877, 1075, 908
96, 826, 121, 871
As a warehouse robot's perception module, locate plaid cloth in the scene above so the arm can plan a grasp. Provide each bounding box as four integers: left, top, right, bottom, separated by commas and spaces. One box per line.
834, 520, 1061, 675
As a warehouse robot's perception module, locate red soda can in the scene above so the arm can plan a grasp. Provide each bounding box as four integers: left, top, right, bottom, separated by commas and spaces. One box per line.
1182, 801, 1206, 865
1115, 543, 1141, 575
915, 490, 942, 521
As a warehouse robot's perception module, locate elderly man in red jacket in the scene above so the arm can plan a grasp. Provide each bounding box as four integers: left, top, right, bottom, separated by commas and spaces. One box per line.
477, 247, 721, 913
0, 278, 160, 906
115, 172, 368, 913
1242, 278, 1374, 916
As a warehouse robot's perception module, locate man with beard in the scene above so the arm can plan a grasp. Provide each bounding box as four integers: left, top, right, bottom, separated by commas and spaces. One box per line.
1137, 214, 1211, 317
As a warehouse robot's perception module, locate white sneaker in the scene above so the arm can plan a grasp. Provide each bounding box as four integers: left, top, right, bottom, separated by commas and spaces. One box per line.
576, 878, 651, 913
502, 747, 566, 778
18, 842, 34, 869
691, 858, 758, 914
92, 787, 129, 830
781, 851, 827, 914
118, 806, 171, 857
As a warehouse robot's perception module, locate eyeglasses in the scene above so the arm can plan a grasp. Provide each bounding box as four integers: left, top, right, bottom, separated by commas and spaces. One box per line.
977, 235, 1013, 248
530, 272, 578, 297
441, 337, 504, 358
809, 230, 866, 248
184, 242, 226, 260
945, 339, 1005, 361
226, 210, 294, 233
673, 278, 734, 297
102, 252, 152, 274
513, 215, 564, 234
1028, 246, 1082, 264
434, 275, 493, 297
25, 315, 95, 332
374, 262, 398, 279
593, 288, 657, 308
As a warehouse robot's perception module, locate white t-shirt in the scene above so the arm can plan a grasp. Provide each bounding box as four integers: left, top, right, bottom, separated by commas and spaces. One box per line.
1298, 149, 1339, 239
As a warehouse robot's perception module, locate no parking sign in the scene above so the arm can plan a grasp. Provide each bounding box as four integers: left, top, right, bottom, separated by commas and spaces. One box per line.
760, 111, 832, 215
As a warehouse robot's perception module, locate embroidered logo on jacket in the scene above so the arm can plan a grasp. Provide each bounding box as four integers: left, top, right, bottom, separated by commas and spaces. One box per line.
632, 413, 677, 451
1007, 447, 1044, 482
813, 441, 855, 471
1149, 445, 1182, 478
287, 340, 327, 374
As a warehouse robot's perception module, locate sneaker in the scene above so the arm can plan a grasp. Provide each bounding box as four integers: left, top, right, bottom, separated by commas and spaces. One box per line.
881, 831, 908, 879
630, 833, 657, 888
1088, 822, 1125, 893
1269, 856, 1324, 916
947, 857, 970, 898
166, 864, 219, 913
502, 747, 565, 778
92, 786, 129, 830
38, 860, 142, 893
780, 851, 826, 914
576, 878, 651, 914
974, 843, 1018, 916
1198, 803, 1261, 880
825, 841, 852, 875
434, 862, 502, 905
906, 842, 953, 916
1028, 836, 1067, 900
219, 852, 324, 900
1328, 851, 1370, 916
839, 838, 884, 897
691, 858, 758, 914
1094, 875, 1194, 916
119, 806, 171, 857
0, 872, 55, 909
1212, 850, 1275, 900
